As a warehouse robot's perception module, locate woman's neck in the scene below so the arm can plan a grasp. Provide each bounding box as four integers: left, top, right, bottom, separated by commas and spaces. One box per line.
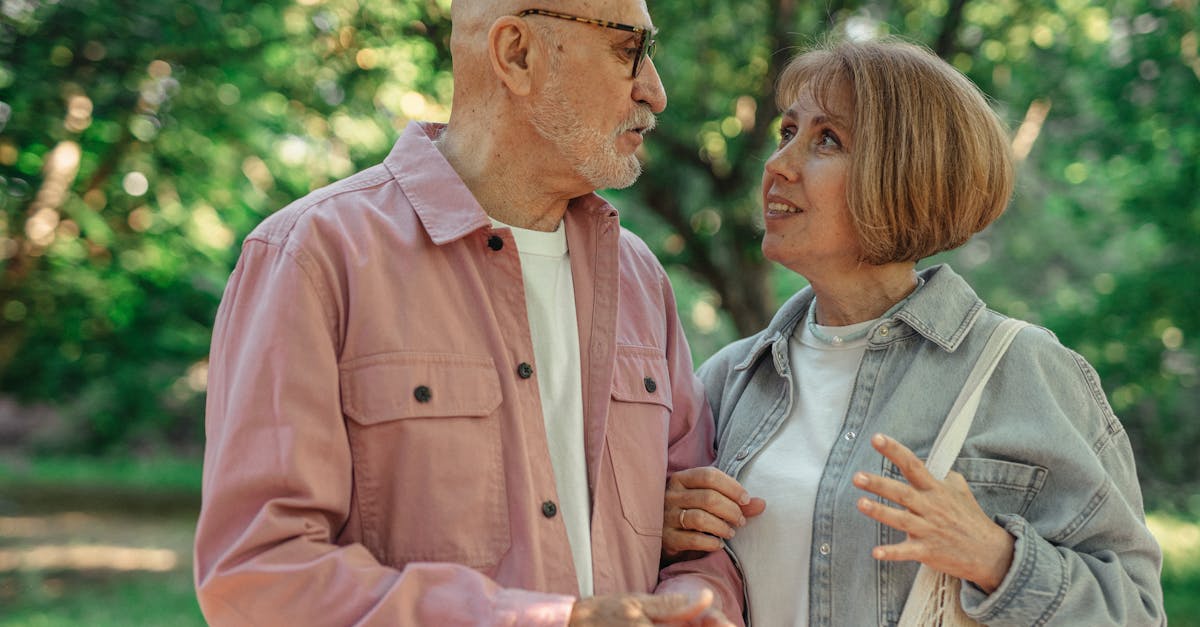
808, 263, 919, 326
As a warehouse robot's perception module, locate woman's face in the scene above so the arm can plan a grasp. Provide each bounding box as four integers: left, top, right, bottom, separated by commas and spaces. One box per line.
760, 80, 864, 277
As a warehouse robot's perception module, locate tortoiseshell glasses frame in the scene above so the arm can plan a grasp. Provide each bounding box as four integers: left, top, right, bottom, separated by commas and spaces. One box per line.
516, 8, 658, 78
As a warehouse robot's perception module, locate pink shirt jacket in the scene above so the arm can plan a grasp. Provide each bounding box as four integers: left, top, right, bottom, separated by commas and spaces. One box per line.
194, 122, 744, 626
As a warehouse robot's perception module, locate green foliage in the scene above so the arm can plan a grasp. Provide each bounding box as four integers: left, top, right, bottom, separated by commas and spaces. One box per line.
0, 0, 1196, 509
0, 0, 452, 453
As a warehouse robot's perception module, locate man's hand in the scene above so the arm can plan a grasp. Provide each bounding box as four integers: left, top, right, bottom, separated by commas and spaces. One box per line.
569, 589, 734, 626
663, 467, 766, 557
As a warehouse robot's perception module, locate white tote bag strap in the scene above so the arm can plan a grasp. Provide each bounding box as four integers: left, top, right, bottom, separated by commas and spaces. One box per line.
897, 318, 1028, 627
923, 318, 1029, 480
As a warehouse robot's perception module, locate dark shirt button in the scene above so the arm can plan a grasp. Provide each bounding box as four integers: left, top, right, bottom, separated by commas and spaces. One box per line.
643, 377, 657, 393
487, 235, 504, 251
541, 500, 557, 518
413, 385, 432, 403
517, 362, 533, 379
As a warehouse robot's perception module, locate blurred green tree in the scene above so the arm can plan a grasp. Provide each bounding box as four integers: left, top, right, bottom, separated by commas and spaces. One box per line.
0, 0, 454, 451
0, 0, 1195, 508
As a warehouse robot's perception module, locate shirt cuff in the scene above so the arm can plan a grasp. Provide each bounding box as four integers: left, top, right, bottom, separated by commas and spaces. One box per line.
493, 589, 576, 627
960, 514, 1064, 625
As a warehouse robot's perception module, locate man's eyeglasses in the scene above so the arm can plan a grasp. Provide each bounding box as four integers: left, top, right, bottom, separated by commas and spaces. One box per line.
517, 8, 657, 79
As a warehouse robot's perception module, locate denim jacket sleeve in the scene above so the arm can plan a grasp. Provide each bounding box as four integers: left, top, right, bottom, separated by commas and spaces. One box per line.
959, 332, 1165, 626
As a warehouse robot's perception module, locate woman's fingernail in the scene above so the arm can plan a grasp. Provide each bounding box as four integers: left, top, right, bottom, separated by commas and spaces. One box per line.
739, 493, 751, 505
873, 433, 887, 446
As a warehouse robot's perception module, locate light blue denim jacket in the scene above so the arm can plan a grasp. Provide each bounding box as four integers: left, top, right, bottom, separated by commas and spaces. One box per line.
698, 264, 1164, 626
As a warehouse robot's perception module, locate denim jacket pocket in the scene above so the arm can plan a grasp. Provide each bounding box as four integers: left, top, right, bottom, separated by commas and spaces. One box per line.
878, 457, 1048, 625
608, 345, 673, 536
339, 352, 508, 570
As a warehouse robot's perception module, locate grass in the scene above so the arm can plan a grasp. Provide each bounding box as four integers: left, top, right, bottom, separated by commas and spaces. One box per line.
0, 570, 204, 627
0, 455, 204, 626
0, 455, 1197, 625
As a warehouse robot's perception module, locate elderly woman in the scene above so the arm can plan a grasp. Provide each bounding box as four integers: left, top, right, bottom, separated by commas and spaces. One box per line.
661, 40, 1165, 625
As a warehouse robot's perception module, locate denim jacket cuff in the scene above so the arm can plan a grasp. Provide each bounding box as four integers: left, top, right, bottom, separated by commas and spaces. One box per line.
960, 514, 1064, 625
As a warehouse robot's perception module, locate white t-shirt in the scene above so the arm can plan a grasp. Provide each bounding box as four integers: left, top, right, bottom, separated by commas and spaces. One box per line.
728, 316, 874, 626
494, 218, 593, 597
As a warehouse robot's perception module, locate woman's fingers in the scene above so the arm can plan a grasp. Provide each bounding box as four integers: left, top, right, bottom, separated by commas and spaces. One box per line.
853, 434, 1017, 591
870, 433, 937, 489
856, 496, 924, 534
672, 467, 756, 507
667, 467, 759, 528
851, 470, 922, 511
662, 527, 724, 555
680, 505, 738, 539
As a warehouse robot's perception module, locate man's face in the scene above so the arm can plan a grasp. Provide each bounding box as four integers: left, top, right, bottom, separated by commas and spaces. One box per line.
527, 1, 667, 190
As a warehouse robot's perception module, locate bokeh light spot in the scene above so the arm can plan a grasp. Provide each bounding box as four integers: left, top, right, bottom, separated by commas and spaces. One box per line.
123, 172, 150, 197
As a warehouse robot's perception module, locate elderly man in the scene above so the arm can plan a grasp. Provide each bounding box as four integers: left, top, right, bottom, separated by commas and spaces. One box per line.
194, 0, 743, 625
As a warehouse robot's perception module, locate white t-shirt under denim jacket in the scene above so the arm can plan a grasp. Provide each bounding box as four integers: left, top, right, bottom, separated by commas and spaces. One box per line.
699, 264, 1164, 626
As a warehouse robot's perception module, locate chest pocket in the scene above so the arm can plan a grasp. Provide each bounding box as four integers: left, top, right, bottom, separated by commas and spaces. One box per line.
877, 457, 1048, 625
607, 345, 674, 536
339, 352, 508, 570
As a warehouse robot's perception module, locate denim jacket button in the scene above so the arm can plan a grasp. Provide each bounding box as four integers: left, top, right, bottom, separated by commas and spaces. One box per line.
879, 326, 890, 336
735, 450, 748, 460
819, 543, 831, 556
844, 431, 857, 441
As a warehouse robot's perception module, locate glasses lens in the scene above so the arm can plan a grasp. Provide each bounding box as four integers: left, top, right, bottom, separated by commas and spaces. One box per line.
633, 36, 655, 78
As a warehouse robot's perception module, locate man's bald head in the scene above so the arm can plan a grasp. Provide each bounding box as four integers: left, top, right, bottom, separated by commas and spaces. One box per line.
448, 0, 651, 83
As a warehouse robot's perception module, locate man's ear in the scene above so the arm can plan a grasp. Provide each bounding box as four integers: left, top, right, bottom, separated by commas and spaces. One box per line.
488, 16, 538, 96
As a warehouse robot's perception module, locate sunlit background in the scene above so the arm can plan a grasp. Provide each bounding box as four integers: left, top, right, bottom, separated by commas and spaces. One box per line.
1, 0, 1197, 624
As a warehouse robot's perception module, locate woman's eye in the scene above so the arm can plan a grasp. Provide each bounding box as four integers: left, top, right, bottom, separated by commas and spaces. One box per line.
818, 129, 842, 148
778, 126, 796, 147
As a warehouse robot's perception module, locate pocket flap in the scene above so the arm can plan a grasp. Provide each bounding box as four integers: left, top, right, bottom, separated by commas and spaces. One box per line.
340, 352, 501, 425
610, 345, 673, 412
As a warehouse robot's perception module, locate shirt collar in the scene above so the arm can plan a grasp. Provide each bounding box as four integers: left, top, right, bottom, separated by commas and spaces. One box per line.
891, 264, 985, 352
385, 121, 619, 245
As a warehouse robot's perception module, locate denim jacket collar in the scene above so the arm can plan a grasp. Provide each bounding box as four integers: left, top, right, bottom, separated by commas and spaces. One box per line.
734, 264, 986, 374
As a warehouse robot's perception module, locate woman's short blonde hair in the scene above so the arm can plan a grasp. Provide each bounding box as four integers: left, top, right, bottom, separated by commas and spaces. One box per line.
777, 39, 1014, 263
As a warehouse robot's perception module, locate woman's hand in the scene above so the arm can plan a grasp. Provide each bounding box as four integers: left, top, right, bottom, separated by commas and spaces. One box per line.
663, 467, 766, 558
852, 434, 1015, 593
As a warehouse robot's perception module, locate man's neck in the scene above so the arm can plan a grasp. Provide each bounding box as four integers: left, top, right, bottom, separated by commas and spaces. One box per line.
435, 121, 583, 232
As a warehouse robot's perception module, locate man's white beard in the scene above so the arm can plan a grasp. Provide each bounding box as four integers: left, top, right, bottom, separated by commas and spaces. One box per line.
530, 83, 647, 190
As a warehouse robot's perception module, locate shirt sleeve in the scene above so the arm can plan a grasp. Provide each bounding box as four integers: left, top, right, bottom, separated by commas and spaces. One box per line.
957, 339, 1165, 626
194, 239, 575, 627
651, 270, 746, 626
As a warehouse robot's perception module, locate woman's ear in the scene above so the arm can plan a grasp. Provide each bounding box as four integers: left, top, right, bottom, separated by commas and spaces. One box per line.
488, 16, 537, 96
